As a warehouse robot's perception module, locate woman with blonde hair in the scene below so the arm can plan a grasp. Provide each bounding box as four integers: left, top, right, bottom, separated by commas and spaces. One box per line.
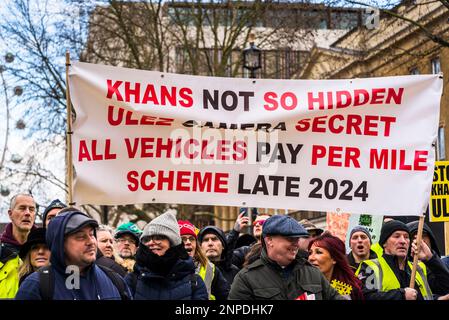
18, 228, 50, 285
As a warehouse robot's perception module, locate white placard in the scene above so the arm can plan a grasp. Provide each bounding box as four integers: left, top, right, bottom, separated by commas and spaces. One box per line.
69, 62, 442, 216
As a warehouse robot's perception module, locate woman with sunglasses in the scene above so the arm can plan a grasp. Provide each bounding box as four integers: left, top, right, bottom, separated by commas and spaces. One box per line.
124, 210, 208, 300
232, 213, 271, 269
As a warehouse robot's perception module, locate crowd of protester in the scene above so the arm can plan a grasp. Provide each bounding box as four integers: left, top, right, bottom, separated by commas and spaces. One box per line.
1, 192, 449, 300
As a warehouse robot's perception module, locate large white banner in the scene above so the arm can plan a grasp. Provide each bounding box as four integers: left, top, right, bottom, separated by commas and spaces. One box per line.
69, 62, 442, 216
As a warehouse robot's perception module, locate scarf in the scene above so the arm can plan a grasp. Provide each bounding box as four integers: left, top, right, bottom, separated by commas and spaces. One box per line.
135, 243, 188, 276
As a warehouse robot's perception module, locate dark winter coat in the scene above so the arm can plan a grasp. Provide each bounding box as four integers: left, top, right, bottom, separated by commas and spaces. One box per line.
96, 251, 127, 278
347, 250, 378, 272
125, 243, 208, 300
200, 226, 239, 284
228, 248, 343, 300
15, 212, 129, 300
357, 253, 446, 300
208, 263, 230, 300
226, 229, 253, 269
406, 221, 449, 296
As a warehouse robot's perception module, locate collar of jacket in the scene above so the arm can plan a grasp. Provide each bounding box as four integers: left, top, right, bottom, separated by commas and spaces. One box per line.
96, 250, 116, 261
260, 247, 302, 272
0, 223, 23, 249
348, 250, 377, 266
382, 253, 410, 271
0, 242, 18, 263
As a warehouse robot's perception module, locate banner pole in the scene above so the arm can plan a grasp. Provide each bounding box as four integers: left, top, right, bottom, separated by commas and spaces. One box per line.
409, 214, 425, 288
65, 51, 74, 205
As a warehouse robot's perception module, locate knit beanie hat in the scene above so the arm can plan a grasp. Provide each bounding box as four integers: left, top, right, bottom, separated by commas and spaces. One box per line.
42, 199, 67, 227
349, 226, 372, 244
379, 220, 409, 247
178, 220, 197, 239
142, 210, 182, 246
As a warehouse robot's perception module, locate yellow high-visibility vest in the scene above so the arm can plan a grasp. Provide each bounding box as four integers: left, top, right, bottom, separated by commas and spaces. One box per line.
0, 255, 21, 299
198, 262, 216, 300
370, 242, 383, 258
356, 256, 433, 300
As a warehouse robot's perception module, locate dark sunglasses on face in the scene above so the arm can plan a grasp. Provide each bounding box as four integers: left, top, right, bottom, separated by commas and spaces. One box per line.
142, 235, 168, 243
253, 220, 266, 227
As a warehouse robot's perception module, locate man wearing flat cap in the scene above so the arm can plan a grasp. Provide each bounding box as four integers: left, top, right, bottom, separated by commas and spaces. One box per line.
16, 208, 131, 300
229, 215, 343, 300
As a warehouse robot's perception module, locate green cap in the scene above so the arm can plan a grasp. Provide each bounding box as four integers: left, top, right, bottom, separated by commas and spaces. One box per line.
115, 222, 142, 244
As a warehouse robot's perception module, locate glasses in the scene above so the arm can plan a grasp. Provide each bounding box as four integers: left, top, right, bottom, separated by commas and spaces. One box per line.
253, 220, 266, 227
181, 236, 196, 243
142, 235, 168, 243
116, 238, 136, 245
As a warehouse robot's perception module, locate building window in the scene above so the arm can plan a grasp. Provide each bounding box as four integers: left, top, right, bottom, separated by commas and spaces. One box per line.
431, 57, 441, 74
261, 49, 302, 79
331, 11, 359, 29
438, 126, 446, 160
409, 67, 419, 75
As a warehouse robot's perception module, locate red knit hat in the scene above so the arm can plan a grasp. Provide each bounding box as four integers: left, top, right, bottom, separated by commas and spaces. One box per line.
178, 220, 197, 239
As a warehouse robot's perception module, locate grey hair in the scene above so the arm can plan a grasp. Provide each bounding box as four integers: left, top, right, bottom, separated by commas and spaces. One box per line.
97, 224, 114, 236
9, 193, 35, 210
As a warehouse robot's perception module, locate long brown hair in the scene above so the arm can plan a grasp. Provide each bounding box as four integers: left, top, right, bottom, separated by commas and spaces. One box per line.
194, 239, 209, 268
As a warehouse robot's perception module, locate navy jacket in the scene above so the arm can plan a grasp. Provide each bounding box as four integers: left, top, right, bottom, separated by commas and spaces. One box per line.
15, 212, 130, 300
126, 258, 208, 300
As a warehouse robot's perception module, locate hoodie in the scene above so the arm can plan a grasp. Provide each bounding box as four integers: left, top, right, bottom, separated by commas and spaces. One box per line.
406, 221, 440, 256
406, 221, 449, 297
15, 211, 128, 300
198, 226, 239, 284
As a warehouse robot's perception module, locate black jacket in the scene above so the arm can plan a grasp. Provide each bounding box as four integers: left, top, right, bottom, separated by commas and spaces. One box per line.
226, 229, 255, 269
347, 250, 377, 272
125, 244, 207, 300
216, 259, 240, 285
210, 264, 230, 300
357, 253, 445, 300
423, 251, 449, 297
229, 248, 343, 300
200, 227, 240, 284
96, 251, 128, 278
406, 221, 449, 296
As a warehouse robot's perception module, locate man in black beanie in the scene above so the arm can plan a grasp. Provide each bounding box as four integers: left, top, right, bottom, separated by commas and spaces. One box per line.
42, 199, 67, 228
356, 220, 438, 300
347, 226, 377, 271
